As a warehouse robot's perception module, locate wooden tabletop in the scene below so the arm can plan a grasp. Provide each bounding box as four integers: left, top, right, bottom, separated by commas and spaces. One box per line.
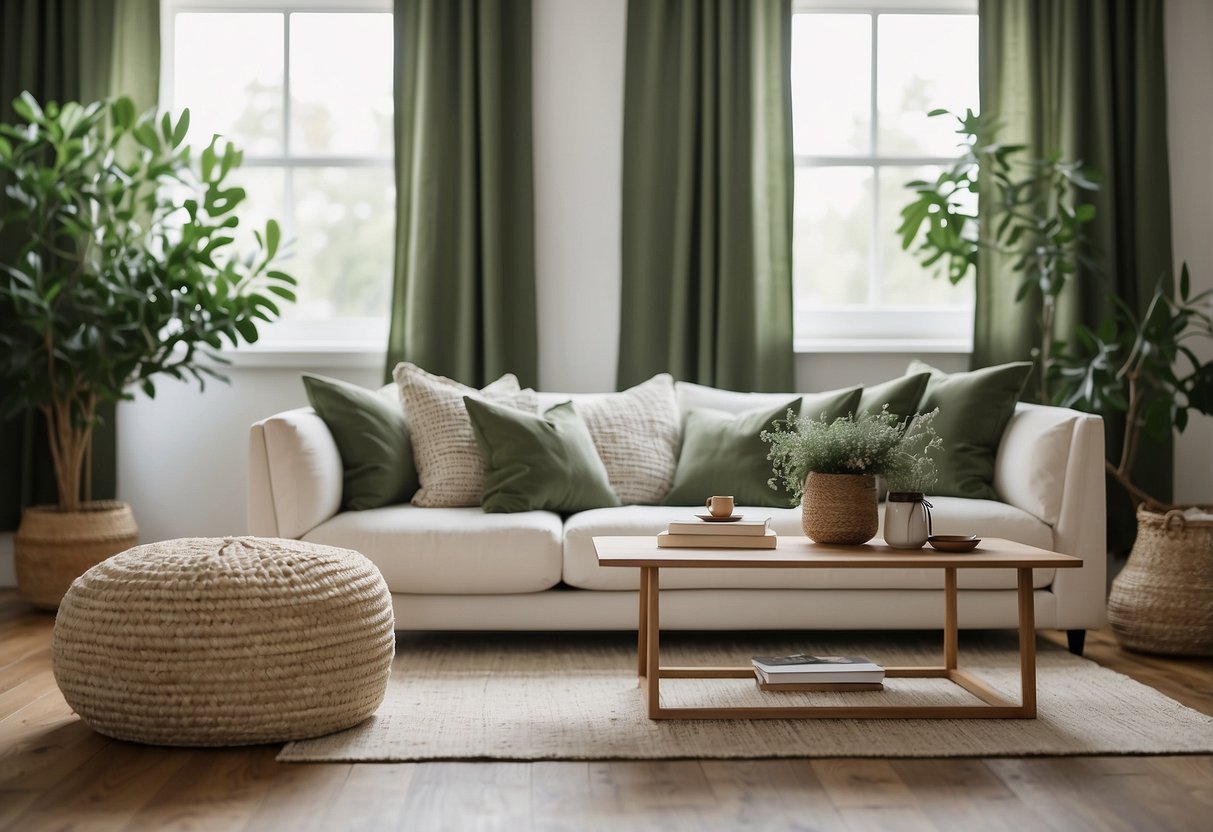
593, 536, 1083, 570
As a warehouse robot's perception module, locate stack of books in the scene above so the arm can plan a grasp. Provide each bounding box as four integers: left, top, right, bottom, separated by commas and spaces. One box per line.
656, 516, 776, 549
751, 654, 885, 691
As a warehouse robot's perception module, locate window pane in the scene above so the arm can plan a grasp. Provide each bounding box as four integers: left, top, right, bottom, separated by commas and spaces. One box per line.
878, 166, 975, 306
877, 14, 979, 157
288, 168, 395, 319
289, 14, 393, 156
174, 14, 284, 155
225, 166, 288, 259
792, 14, 871, 156
793, 167, 872, 306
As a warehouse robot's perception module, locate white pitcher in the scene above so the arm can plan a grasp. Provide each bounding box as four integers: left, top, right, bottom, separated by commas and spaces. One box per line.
884, 491, 932, 549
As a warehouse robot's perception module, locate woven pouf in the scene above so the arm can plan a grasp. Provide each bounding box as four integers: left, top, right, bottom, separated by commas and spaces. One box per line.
52, 536, 395, 746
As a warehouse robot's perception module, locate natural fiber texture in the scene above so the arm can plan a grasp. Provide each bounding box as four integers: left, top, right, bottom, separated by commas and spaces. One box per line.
1109, 506, 1213, 655
14, 501, 139, 609
279, 631, 1213, 761
801, 472, 878, 545
53, 536, 395, 747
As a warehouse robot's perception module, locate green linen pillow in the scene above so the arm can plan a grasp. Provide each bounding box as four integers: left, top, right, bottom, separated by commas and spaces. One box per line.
302, 373, 418, 510
464, 397, 621, 513
663, 398, 803, 508
858, 372, 931, 421
908, 360, 1032, 499
803, 386, 862, 422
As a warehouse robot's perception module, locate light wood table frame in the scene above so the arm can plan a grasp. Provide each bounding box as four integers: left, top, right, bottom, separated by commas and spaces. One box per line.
594, 536, 1083, 721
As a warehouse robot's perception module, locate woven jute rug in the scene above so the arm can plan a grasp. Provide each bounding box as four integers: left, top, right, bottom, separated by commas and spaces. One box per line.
279, 631, 1213, 762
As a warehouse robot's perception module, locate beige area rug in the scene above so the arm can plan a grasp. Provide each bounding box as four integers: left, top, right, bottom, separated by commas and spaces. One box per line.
279, 631, 1213, 762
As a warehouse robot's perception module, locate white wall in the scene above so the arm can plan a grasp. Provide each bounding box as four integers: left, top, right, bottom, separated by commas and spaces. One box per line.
2, 2, 1209, 585
1167, 0, 1213, 506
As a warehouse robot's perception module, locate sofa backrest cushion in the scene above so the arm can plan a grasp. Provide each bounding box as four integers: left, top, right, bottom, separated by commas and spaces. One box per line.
675, 381, 861, 422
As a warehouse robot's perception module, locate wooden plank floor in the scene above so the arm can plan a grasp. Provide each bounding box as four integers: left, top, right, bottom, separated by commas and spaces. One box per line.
2, 590, 1211, 831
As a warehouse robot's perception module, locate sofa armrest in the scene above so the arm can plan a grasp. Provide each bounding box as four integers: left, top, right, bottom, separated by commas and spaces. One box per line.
247, 407, 343, 539
994, 402, 1107, 629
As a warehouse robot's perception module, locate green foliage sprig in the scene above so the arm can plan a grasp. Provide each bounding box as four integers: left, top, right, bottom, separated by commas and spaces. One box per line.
0, 93, 296, 511
761, 408, 944, 499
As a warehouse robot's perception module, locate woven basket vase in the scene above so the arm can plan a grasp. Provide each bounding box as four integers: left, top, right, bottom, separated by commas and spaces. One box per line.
15, 501, 139, 610
801, 472, 879, 545
1107, 506, 1213, 656
53, 536, 395, 746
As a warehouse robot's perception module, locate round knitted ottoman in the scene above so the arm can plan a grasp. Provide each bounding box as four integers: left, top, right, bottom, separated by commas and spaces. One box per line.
52, 536, 395, 746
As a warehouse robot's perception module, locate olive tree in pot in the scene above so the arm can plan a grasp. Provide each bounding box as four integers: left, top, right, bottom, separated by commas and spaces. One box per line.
0, 93, 295, 608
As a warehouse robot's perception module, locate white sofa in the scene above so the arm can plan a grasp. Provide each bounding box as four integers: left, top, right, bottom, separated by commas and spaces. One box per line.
248, 387, 1107, 639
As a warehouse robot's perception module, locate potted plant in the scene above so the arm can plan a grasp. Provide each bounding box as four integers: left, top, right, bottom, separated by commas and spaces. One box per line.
0, 93, 295, 607
761, 408, 943, 545
897, 108, 1099, 402
1052, 266, 1213, 654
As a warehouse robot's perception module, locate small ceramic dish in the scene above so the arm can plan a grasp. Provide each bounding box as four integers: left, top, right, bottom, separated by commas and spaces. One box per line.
695, 514, 743, 522
928, 534, 981, 553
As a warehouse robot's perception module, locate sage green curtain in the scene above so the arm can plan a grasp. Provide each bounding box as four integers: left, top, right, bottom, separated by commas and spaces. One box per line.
0, 0, 159, 529
975, 0, 1173, 546
386, 0, 538, 388
618, 0, 794, 392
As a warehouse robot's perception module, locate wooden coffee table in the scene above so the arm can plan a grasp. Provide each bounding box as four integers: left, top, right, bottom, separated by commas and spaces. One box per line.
593, 536, 1083, 720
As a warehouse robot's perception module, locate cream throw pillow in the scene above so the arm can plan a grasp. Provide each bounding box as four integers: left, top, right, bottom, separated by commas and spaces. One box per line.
573, 374, 680, 505
393, 363, 538, 507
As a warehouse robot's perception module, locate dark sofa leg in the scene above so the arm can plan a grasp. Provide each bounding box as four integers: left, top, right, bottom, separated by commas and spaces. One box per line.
1066, 629, 1086, 656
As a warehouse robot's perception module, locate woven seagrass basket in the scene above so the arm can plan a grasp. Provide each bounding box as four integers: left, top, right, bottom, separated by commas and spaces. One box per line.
1108, 505, 1213, 656
801, 472, 878, 545
14, 501, 138, 609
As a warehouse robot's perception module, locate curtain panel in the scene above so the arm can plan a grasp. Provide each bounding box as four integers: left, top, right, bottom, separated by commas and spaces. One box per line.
387, 0, 538, 388
975, 0, 1174, 544
0, 0, 159, 529
618, 0, 794, 392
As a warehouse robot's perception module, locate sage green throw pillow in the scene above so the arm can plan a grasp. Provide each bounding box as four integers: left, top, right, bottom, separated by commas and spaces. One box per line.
464, 398, 621, 513
302, 373, 418, 510
663, 398, 802, 509
859, 372, 931, 420
908, 360, 1032, 499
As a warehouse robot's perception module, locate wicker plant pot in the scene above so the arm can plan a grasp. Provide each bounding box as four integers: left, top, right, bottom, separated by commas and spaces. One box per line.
14, 501, 139, 610
801, 472, 878, 545
1108, 505, 1213, 656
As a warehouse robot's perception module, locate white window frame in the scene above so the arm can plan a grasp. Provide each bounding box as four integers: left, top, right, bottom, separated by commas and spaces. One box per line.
792, 0, 978, 354
160, 0, 393, 359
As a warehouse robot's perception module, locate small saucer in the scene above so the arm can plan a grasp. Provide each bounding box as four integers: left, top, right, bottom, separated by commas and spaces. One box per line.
928, 534, 980, 552
695, 514, 743, 522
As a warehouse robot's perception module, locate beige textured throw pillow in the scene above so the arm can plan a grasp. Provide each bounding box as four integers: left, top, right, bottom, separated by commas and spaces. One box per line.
393, 363, 538, 507
574, 374, 680, 505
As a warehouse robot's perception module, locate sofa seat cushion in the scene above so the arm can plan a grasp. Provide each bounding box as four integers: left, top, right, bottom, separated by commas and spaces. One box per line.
303, 506, 562, 594
562, 501, 1055, 591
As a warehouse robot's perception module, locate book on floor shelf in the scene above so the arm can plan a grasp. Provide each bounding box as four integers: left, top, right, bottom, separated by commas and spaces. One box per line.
751, 654, 885, 685
666, 517, 771, 536
656, 530, 778, 549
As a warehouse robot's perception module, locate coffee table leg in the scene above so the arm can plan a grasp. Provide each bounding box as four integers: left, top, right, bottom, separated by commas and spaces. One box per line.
1017, 567, 1037, 717
645, 567, 660, 717
944, 567, 958, 670
637, 567, 649, 678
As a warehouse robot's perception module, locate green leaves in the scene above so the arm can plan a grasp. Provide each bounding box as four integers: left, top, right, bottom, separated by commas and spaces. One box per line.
0, 92, 296, 473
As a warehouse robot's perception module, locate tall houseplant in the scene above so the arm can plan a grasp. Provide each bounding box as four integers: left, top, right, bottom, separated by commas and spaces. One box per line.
897, 109, 1099, 402
0, 93, 295, 606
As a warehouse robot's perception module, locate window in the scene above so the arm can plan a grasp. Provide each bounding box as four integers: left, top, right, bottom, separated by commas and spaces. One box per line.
164, 0, 394, 348
791, 0, 978, 351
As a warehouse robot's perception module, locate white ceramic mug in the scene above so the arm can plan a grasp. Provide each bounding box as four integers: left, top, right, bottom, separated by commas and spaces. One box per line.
705, 495, 735, 518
